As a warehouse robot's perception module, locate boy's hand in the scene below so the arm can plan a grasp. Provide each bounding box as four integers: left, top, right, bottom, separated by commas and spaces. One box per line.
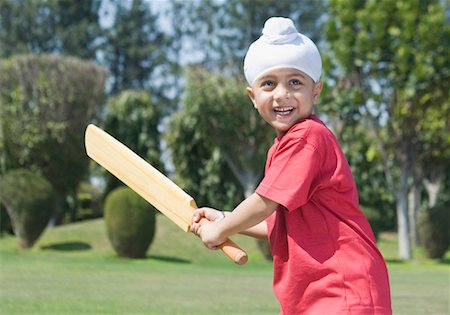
191, 207, 223, 224
191, 207, 227, 250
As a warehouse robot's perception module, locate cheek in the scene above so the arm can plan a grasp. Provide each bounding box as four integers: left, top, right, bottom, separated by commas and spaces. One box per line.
252, 94, 268, 108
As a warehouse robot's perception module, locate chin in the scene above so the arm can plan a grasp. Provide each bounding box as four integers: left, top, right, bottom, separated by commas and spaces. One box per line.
274, 125, 292, 135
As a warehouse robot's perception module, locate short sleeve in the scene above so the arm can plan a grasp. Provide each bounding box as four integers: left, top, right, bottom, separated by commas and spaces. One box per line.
256, 136, 321, 211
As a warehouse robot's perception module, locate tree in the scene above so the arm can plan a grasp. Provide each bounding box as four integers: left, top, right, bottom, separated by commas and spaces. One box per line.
166, 67, 274, 210
324, 0, 450, 260
0, 54, 107, 222
102, 0, 167, 95
0, 0, 101, 59
165, 0, 325, 75
336, 121, 395, 230
215, 0, 325, 73
101, 89, 164, 197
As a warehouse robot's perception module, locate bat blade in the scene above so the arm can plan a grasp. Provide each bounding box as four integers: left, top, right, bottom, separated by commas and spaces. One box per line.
84, 124, 248, 265
85, 124, 193, 231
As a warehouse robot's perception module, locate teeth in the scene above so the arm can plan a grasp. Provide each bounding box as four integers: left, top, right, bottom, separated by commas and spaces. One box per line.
274, 107, 294, 115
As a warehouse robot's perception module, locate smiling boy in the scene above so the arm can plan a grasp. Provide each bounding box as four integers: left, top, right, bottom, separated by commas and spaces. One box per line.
191, 17, 392, 315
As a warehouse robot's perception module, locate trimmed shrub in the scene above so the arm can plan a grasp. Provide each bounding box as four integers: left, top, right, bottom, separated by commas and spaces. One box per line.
0, 168, 55, 248
418, 204, 449, 259
1, 54, 107, 225
104, 187, 156, 258
360, 205, 382, 241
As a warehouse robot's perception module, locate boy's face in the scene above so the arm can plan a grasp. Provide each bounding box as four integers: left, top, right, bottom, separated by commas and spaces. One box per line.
246, 68, 322, 135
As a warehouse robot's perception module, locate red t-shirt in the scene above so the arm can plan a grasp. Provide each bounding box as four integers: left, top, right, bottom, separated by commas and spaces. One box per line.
256, 115, 392, 315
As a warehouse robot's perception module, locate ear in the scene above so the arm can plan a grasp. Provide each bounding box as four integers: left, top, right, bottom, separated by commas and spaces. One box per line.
246, 87, 258, 109
313, 81, 323, 102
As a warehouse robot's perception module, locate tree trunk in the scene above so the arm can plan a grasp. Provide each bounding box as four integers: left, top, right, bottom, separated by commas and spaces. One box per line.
408, 180, 421, 246
223, 152, 259, 198
397, 170, 412, 260
423, 175, 442, 208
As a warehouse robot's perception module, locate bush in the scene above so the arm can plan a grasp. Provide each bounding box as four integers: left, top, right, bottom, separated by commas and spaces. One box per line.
0, 54, 107, 224
62, 181, 103, 223
1, 204, 13, 235
418, 204, 449, 259
104, 187, 156, 258
0, 169, 54, 248
257, 239, 273, 261
360, 205, 382, 241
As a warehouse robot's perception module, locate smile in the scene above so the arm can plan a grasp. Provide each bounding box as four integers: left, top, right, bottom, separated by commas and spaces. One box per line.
273, 107, 294, 116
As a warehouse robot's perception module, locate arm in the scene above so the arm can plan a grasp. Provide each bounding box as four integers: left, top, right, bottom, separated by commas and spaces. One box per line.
239, 221, 268, 239
191, 208, 269, 240
191, 193, 277, 249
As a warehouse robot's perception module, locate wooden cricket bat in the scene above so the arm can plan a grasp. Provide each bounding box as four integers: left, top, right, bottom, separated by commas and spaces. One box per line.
85, 124, 248, 265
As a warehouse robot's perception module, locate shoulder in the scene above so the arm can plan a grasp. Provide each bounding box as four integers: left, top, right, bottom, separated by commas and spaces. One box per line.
282, 115, 332, 149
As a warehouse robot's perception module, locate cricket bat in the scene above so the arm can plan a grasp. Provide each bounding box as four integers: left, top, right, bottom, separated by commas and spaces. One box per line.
84, 124, 248, 265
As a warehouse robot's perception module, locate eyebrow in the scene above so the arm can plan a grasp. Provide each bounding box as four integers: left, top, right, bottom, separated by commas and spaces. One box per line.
256, 71, 308, 83
286, 71, 307, 79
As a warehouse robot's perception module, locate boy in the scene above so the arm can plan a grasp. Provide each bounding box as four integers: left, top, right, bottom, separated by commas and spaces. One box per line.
191, 17, 392, 315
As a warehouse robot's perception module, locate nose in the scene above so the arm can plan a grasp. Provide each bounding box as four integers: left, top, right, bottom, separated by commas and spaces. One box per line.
274, 84, 289, 100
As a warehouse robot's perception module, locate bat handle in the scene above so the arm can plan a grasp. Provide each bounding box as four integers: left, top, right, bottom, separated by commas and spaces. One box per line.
218, 238, 248, 265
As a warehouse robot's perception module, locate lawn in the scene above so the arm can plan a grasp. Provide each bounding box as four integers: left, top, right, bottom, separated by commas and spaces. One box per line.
0, 216, 449, 315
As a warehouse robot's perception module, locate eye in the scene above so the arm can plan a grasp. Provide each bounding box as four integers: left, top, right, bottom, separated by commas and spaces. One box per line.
290, 79, 302, 86
259, 80, 276, 90
261, 80, 275, 87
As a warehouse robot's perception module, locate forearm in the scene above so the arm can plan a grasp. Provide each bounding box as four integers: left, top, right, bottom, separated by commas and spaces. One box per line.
240, 221, 268, 239
221, 211, 268, 239
217, 193, 276, 239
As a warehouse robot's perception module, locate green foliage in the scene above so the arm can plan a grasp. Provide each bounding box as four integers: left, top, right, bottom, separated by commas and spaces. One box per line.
418, 204, 450, 259
68, 181, 103, 223
0, 168, 54, 248
166, 111, 244, 209
324, 0, 450, 186
0, 0, 101, 59
0, 54, 107, 221
166, 67, 274, 208
102, 89, 163, 197
104, 187, 156, 258
102, 0, 167, 94
360, 205, 382, 241
324, 0, 450, 259
338, 123, 395, 230
0, 205, 13, 235
166, 0, 325, 74
257, 239, 272, 261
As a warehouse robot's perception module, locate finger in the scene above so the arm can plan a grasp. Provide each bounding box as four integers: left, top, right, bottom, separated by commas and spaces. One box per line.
191, 213, 200, 224
190, 223, 200, 235
208, 245, 219, 251
191, 209, 206, 223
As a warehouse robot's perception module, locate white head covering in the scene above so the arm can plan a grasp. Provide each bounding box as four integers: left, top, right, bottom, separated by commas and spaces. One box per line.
243, 17, 322, 85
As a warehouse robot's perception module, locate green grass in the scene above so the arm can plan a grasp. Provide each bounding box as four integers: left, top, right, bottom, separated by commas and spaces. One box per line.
1, 217, 449, 314
377, 232, 450, 315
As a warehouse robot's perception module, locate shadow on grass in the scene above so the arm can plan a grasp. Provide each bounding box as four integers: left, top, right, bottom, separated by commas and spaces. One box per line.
148, 255, 191, 264
385, 259, 406, 264
41, 242, 92, 252
386, 258, 450, 265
